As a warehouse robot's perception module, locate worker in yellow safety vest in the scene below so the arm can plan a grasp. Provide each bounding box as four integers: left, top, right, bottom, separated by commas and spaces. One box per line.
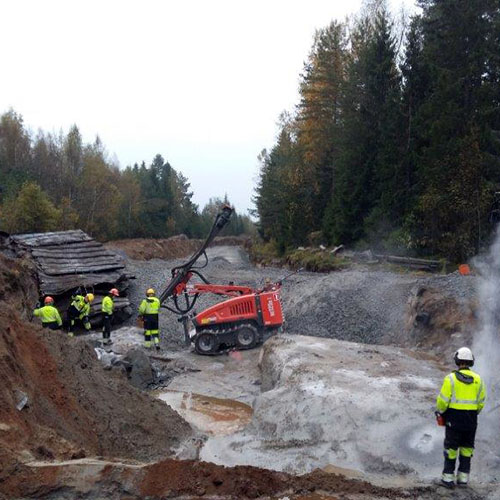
33, 296, 62, 330
67, 293, 94, 337
101, 288, 119, 344
436, 347, 486, 489
138, 288, 161, 350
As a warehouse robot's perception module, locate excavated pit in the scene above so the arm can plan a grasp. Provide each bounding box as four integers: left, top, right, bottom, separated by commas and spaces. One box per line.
2, 243, 500, 499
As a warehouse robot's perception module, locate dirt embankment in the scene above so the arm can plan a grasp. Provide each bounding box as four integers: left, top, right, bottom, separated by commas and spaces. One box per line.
0, 253, 193, 481
1, 457, 435, 500
106, 234, 249, 260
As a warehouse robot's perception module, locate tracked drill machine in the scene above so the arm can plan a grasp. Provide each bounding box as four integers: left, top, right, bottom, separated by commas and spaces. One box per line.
158, 206, 284, 354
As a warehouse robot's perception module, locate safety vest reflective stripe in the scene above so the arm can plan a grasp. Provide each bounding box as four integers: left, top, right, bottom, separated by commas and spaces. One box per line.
478, 382, 484, 403
448, 373, 482, 406
139, 297, 160, 315
439, 392, 451, 403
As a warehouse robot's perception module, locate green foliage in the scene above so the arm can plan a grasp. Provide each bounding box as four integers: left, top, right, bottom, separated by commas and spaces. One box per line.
0, 110, 255, 240
286, 249, 350, 272
254, 0, 500, 262
248, 239, 285, 265
0, 181, 61, 233
201, 195, 255, 237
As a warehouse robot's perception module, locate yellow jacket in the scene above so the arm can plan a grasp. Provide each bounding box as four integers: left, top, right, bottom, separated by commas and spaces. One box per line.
139, 297, 160, 316
436, 369, 486, 413
102, 296, 114, 315
33, 305, 62, 326
71, 295, 90, 318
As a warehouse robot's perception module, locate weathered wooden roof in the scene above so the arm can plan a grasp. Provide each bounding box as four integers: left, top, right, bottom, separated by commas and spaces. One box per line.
10, 229, 93, 247
8, 230, 131, 297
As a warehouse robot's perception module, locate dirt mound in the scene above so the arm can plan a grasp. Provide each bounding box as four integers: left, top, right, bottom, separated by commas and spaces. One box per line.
0, 457, 435, 499
106, 235, 248, 260
0, 253, 193, 477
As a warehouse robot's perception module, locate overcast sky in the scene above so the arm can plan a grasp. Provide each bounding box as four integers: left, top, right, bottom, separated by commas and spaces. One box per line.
0, 0, 414, 214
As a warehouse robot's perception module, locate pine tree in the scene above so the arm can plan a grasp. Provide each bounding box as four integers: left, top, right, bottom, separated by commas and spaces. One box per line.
411, 0, 500, 258
296, 21, 348, 229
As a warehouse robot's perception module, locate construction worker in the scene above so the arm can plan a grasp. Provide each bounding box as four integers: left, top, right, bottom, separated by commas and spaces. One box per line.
102, 288, 119, 344
67, 293, 94, 337
138, 288, 161, 350
436, 347, 486, 489
33, 296, 62, 330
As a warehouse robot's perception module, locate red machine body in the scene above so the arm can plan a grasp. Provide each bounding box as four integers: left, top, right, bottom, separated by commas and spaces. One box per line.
193, 286, 283, 329
188, 283, 284, 354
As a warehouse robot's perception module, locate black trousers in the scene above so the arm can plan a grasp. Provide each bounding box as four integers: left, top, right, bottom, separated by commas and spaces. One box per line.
143, 314, 159, 330
102, 314, 112, 339
443, 409, 477, 475
67, 305, 81, 332
42, 322, 59, 330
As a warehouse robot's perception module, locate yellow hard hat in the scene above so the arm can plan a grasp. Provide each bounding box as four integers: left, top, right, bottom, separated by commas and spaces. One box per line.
146, 288, 155, 296
85, 293, 95, 303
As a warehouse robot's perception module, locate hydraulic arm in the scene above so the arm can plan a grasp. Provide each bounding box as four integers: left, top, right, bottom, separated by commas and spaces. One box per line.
158, 205, 233, 315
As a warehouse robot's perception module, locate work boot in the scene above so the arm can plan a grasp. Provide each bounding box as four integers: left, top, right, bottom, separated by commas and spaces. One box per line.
440, 479, 455, 489
457, 472, 469, 487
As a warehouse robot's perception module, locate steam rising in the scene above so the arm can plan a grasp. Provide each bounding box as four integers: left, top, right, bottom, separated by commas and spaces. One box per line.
472, 227, 500, 459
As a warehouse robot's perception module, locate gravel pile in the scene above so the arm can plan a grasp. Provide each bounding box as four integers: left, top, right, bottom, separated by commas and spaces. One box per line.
124, 246, 478, 348
421, 271, 477, 302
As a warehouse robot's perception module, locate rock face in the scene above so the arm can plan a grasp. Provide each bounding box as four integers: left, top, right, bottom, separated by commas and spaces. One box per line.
200, 335, 498, 484
123, 349, 155, 389
402, 285, 476, 360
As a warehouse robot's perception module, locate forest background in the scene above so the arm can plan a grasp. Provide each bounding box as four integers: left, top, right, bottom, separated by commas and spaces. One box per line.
0, 112, 253, 240
254, 0, 500, 261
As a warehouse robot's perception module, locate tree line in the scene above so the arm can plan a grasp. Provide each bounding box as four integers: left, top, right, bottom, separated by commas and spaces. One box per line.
0, 110, 253, 240
253, 0, 500, 261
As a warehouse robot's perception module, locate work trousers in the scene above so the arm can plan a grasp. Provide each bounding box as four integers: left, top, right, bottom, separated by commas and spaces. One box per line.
68, 305, 90, 334
143, 314, 159, 348
102, 314, 112, 340
42, 321, 60, 330
442, 409, 477, 482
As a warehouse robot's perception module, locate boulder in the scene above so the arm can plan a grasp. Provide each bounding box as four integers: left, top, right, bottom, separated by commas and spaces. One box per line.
122, 349, 154, 389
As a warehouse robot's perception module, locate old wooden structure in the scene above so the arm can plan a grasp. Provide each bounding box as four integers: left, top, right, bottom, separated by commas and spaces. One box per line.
6, 230, 133, 323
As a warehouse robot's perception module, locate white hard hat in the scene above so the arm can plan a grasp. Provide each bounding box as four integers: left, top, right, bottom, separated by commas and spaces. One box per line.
454, 347, 474, 366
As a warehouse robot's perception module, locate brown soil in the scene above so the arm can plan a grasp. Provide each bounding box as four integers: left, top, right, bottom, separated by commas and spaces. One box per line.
0, 253, 193, 476
106, 234, 248, 260
1, 458, 434, 499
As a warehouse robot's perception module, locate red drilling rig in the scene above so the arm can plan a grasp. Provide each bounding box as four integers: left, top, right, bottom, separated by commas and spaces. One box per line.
158, 206, 285, 354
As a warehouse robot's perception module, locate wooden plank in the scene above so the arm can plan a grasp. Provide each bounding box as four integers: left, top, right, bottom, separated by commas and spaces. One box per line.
40, 264, 125, 276
38, 271, 129, 295
35, 256, 123, 266
12, 230, 92, 247
32, 246, 107, 257
35, 242, 103, 251
374, 254, 440, 267
36, 261, 123, 271
32, 249, 116, 258
374, 254, 442, 266
38, 272, 129, 283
